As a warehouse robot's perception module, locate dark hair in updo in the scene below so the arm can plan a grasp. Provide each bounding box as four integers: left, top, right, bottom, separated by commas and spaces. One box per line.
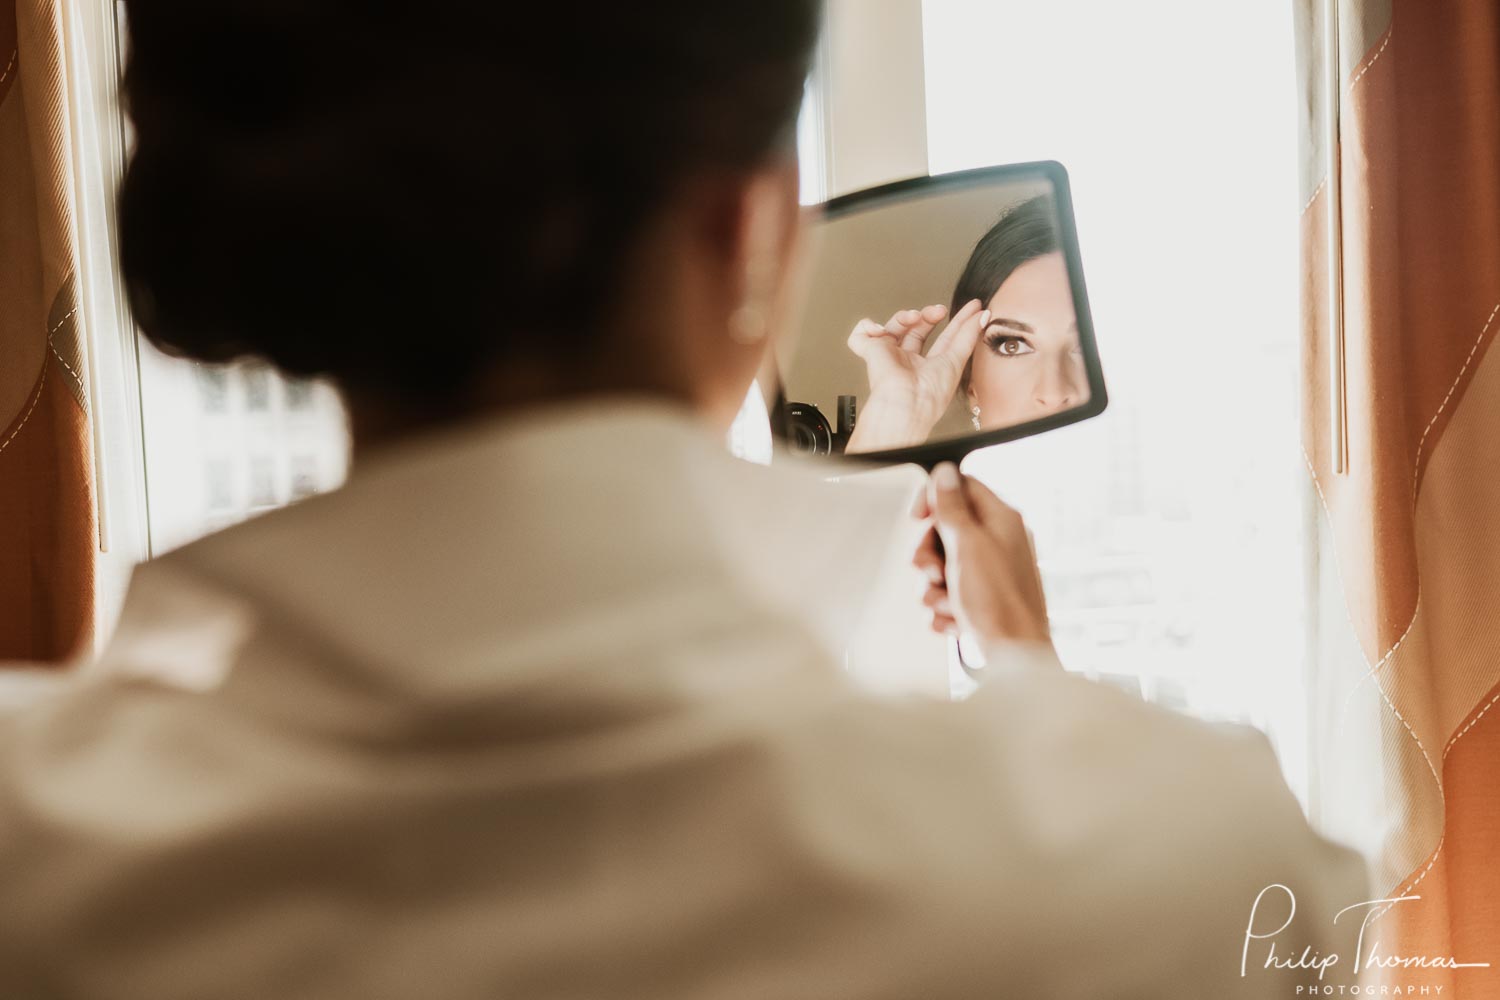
118, 1, 821, 404
949, 195, 1062, 392
949, 195, 1061, 320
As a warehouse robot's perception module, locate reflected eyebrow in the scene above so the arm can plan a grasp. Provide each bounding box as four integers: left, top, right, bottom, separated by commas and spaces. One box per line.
985, 318, 1034, 334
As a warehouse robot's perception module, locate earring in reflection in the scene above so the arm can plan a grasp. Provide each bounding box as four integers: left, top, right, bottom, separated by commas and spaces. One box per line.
970, 405, 982, 431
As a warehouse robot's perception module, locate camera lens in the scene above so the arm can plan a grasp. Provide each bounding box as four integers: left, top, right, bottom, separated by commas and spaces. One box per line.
781, 402, 833, 457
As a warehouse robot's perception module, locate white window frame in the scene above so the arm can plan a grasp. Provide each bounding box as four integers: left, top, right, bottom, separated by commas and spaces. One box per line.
57, 0, 151, 653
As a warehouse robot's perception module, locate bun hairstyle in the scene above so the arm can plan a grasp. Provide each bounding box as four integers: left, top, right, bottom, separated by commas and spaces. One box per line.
118, 1, 821, 404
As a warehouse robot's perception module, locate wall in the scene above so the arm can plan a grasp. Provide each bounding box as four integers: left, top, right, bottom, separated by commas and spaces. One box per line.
822, 0, 929, 197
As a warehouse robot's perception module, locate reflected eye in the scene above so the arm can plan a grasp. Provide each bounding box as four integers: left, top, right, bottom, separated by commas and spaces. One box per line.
985, 334, 1035, 357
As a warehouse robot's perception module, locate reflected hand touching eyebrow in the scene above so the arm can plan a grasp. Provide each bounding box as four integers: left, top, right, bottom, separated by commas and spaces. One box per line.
844, 299, 989, 453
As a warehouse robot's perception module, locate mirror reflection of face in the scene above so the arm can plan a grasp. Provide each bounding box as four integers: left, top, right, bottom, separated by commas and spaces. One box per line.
967, 250, 1087, 429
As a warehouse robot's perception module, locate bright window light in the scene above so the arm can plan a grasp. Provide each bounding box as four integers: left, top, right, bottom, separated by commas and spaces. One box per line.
923, 0, 1308, 798
136, 351, 350, 555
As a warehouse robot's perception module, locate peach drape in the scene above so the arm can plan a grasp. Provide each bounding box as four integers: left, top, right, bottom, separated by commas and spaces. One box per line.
1297, 0, 1500, 994
0, 0, 96, 663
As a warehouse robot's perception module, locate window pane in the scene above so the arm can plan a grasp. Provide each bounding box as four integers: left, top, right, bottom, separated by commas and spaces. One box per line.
138, 347, 350, 555
242, 365, 273, 412
797, 76, 828, 205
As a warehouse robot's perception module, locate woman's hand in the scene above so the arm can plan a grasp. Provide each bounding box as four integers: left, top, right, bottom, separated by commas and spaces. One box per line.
911, 463, 1052, 648
844, 300, 989, 453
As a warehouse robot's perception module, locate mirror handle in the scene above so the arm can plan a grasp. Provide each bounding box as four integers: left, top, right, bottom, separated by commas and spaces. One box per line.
953, 635, 987, 683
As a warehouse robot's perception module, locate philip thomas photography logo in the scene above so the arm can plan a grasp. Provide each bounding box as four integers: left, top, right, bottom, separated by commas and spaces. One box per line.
1243, 884, 1490, 996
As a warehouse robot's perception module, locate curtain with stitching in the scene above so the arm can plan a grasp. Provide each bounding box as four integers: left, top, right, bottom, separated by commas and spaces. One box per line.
0, 0, 96, 663
1296, 1, 1500, 993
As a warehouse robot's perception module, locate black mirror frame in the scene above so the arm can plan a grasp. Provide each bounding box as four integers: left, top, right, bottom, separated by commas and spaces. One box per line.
774, 161, 1108, 472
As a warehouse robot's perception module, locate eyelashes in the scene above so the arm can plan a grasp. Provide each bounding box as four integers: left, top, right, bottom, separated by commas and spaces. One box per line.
983, 333, 1035, 357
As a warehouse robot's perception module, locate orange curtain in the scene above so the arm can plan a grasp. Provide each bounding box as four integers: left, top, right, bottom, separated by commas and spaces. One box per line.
0, 0, 96, 663
1298, 0, 1500, 994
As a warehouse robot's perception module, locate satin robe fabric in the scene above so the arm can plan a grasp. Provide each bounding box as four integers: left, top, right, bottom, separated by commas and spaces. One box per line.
0, 401, 1369, 998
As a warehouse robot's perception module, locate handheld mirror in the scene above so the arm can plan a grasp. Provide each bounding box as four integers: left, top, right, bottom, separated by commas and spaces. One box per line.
772, 163, 1107, 468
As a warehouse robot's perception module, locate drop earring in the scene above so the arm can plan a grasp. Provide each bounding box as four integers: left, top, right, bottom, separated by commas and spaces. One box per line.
970, 404, 983, 431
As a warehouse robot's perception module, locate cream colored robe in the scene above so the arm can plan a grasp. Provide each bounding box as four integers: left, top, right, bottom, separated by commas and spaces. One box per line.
0, 402, 1369, 998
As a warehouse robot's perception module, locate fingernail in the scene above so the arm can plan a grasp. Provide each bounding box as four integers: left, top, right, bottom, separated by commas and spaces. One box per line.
934, 463, 960, 490
936, 597, 952, 616
979, 310, 991, 327
925, 566, 944, 584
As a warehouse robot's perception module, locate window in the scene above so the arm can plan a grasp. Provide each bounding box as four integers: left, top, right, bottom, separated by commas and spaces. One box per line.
922, 0, 1308, 794
204, 459, 234, 512
137, 351, 350, 555
194, 367, 229, 414
797, 72, 829, 206
248, 456, 278, 509
289, 454, 322, 500
242, 365, 273, 412
284, 379, 316, 411
89, 6, 351, 559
